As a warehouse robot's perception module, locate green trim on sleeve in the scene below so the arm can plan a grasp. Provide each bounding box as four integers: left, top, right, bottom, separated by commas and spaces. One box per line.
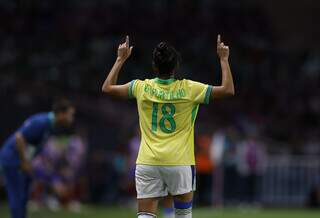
204, 85, 213, 104
128, 80, 136, 98
191, 105, 199, 125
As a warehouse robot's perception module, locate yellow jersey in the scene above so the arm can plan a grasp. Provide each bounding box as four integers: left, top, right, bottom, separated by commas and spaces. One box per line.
129, 77, 212, 165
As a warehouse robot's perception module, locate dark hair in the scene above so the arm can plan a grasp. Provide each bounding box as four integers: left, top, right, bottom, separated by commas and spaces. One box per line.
152, 42, 180, 77
52, 98, 73, 113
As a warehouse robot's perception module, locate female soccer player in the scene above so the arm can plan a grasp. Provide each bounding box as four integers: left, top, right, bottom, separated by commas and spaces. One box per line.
102, 35, 234, 218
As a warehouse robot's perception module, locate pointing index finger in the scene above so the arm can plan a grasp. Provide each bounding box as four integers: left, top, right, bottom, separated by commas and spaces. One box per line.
217, 34, 221, 46
126, 35, 129, 47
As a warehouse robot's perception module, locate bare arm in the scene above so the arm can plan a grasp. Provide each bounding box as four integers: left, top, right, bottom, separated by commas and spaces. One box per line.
15, 132, 32, 173
212, 35, 235, 98
102, 36, 133, 99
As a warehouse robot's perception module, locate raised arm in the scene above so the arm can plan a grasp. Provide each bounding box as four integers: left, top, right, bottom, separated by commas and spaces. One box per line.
211, 35, 235, 98
101, 36, 133, 98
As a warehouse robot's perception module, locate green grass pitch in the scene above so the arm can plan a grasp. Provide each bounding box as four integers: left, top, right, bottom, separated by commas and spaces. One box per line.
0, 205, 319, 218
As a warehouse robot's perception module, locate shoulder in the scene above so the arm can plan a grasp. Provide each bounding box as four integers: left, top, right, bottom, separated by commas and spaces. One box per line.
131, 78, 147, 84
179, 79, 204, 88
130, 79, 145, 92
26, 112, 50, 127
132, 78, 153, 88
34, 112, 50, 122
141, 78, 152, 83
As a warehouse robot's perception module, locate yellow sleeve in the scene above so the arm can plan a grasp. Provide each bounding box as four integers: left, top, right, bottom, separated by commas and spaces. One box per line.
187, 80, 213, 104
128, 79, 143, 99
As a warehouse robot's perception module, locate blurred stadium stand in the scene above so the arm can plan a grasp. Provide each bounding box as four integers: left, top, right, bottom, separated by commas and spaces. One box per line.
0, 0, 319, 208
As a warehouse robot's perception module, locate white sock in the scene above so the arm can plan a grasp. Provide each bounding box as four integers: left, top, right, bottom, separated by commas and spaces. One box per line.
175, 208, 192, 218
137, 212, 157, 218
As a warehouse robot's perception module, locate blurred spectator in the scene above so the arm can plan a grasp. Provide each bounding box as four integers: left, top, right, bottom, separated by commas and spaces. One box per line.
195, 134, 214, 206
221, 127, 241, 204
237, 135, 267, 204
210, 128, 227, 206
31, 134, 87, 211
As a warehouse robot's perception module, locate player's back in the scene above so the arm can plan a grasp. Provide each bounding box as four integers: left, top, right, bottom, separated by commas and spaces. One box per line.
129, 77, 212, 166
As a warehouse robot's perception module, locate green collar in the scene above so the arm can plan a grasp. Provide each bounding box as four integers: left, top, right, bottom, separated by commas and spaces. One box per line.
48, 112, 55, 128
154, 77, 176, 85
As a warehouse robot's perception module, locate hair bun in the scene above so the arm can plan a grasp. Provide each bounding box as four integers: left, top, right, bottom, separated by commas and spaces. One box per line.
157, 42, 168, 52
155, 42, 169, 62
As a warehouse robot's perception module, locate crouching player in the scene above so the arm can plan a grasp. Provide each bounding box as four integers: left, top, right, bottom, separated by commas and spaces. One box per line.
0, 99, 75, 218
102, 35, 234, 218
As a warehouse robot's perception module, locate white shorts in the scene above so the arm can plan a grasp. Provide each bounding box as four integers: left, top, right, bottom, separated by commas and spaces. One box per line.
135, 165, 196, 199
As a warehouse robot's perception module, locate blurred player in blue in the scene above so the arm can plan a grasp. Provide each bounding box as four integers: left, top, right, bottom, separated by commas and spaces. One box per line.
0, 99, 75, 218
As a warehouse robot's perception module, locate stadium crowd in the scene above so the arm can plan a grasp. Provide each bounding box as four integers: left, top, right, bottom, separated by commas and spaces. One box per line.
0, 0, 319, 207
